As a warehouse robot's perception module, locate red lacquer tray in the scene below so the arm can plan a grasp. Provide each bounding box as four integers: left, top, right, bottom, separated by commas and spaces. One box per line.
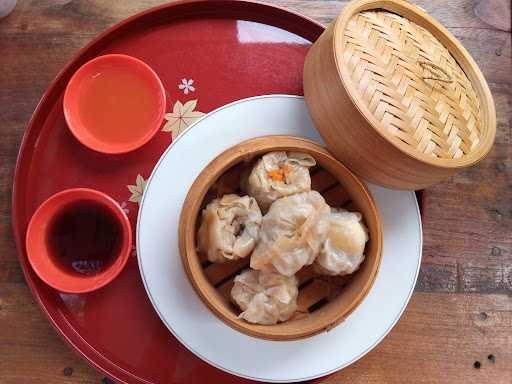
12, 1, 328, 383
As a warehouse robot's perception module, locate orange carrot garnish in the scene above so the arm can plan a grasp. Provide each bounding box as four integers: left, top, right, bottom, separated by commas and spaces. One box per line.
267, 169, 285, 181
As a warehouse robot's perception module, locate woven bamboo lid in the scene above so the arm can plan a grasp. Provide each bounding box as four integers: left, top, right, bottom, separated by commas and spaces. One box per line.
304, 0, 496, 189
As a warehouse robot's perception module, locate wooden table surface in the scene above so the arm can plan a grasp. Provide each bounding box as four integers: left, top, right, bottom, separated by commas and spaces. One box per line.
0, 0, 510, 383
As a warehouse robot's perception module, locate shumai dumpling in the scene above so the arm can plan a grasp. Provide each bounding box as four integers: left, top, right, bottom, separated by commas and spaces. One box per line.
197, 194, 262, 263
244, 151, 316, 211
250, 191, 330, 276
314, 208, 369, 276
231, 269, 298, 325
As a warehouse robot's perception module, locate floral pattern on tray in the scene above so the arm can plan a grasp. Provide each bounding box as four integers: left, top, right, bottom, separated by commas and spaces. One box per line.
163, 99, 205, 140
127, 174, 147, 204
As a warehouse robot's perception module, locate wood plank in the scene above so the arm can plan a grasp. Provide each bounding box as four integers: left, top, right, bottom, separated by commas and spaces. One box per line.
0, 283, 103, 384
3, 1, 510, 34
2, 284, 511, 383
322, 292, 512, 384
322, 185, 351, 207
311, 169, 338, 192
217, 278, 235, 299
0, 0, 510, 383
204, 258, 249, 285
419, 143, 512, 293
296, 279, 331, 311
296, 264, 317, 284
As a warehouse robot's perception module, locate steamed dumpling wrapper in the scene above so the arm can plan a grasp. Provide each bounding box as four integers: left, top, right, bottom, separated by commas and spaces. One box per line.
314, 208, 369, 276
244, 151, 316, 211
197, 194, 262, 263
250, 191, 330, 276
231, 269, 298, 325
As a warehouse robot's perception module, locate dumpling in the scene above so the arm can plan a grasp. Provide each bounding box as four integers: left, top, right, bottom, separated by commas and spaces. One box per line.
244, 151, 316, 211
314, 208, 369, 276
197, 194, 262, 263
231, 269, 298, 325
250, 191, 330, 276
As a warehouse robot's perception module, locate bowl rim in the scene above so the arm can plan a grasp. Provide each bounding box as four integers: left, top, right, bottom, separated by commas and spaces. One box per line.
331, 0, 496, 169
63, 54, 166, 154
179, 135, 383, 340
25, 188, 132, 293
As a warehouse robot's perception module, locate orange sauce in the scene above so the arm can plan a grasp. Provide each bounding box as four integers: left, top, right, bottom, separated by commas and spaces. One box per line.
78, 67, 161, 144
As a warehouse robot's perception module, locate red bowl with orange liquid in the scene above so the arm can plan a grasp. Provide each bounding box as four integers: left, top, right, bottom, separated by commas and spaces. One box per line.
26, 188, 132, 293
63, 54, 166, 154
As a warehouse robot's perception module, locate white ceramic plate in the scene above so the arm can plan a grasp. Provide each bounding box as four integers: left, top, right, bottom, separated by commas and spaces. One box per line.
137, 95, 422, 383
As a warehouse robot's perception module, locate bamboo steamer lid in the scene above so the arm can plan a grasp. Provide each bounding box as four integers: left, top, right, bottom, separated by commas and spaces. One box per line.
304, 0, 496, 190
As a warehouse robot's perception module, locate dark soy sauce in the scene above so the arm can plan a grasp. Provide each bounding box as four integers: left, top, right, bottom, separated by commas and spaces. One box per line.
47, 200, 122, 276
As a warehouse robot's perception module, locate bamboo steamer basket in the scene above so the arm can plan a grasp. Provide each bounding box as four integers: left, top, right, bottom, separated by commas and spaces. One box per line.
179, 136, 382, 340
303, 0, 496, 190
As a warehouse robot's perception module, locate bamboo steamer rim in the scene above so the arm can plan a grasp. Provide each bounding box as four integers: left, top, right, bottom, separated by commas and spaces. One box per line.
179, 135, 383, 340
331, 0, 496, 169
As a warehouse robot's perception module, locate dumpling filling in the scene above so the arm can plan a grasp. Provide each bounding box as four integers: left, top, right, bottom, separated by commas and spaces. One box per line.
244, 151, 316, 212
250, 191, 330, 276
314, 208, 369, 276
231, 269, 298, 325
197, 194, 262, 263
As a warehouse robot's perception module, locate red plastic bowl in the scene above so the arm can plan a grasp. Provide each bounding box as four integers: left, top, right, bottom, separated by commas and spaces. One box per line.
63, 54, 166, 154
25, 188, 132, 293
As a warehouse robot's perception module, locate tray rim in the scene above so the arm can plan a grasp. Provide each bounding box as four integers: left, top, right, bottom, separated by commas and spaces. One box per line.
11, 1, 325, 383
